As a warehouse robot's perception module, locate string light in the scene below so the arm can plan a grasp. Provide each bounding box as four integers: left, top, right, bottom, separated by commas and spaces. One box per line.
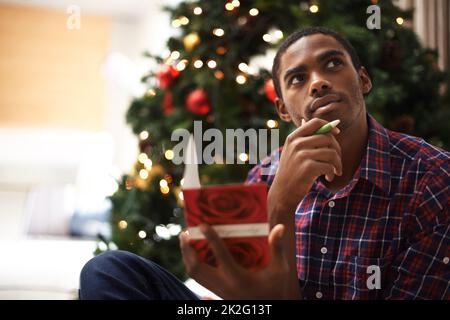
159, 179, 168, 188
207, 60, 217, 69
262, 34, 272, 42
236, 74, 246, 84
144, 159, 152, 170
118, 220, 127, 229
214, 70, 224, 80
216, 47, 227, 55
166, 224, 181, 236
396, 17, 404, 25
176, 59, 188, 71
249, 8, 259, 16
170, 51, 180, 60
139, 169, 149, 179
171, 19, 181, 28
160, 186, 170, 194
247, 66, 257, 75
193, 60, 203, 68
179, 16, 189, 25
138, 230, 147, 239
139, 131, 149, 140
165, 149, 174, 160
155, 225, 171, 239
274, 30, 284, 40
145, 89, 156, 97
266, 119, 278, 128
193, 7, 202, 15
225, 2, 234, 11
238, 62, 249, 73
213, 28, 225, 37
138, 153, 148, 163
238, 153, 249, 162
231, 0, 240, 7
309, 5, 319, 13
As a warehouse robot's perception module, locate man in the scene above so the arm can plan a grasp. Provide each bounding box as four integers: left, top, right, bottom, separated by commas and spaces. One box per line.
80, 27, 449, 300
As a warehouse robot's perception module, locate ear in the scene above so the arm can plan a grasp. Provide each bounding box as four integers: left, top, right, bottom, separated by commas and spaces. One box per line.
275, 98, 292, 122
358, 67, 372, 95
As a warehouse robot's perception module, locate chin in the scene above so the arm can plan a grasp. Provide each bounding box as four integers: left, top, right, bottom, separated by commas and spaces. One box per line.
311, 111, 342, 122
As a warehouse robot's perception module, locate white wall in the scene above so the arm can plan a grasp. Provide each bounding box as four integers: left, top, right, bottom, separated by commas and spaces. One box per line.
0, 1, 181, 299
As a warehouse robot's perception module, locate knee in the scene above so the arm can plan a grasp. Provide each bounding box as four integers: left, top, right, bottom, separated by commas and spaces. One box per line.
79, 250, 140, 299
81, 250, 134, 278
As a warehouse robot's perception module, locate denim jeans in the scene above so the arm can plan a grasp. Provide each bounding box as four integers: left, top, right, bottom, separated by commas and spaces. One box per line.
79, 250, 199, 300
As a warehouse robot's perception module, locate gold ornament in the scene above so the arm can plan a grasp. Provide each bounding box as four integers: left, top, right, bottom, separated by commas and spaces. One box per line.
183, 32, 201, 52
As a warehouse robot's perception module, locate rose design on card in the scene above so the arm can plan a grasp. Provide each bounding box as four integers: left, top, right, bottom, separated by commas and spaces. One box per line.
183, 184, 269, 271
185, 185, 267, 226
191, 237, 269, 271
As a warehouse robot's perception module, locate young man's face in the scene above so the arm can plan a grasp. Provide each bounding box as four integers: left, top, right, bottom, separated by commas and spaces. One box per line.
275, 34, 372, 131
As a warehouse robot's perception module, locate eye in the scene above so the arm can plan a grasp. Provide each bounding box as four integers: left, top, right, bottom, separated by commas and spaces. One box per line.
326, 58, 343, 68
290, 74, 305, 85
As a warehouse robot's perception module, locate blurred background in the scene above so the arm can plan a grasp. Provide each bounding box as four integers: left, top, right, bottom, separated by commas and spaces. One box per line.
0, 0, 179, 299
0, 0, 448, 299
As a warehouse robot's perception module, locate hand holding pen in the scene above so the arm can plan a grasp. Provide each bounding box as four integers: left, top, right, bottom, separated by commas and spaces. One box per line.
268, 118, 342, 217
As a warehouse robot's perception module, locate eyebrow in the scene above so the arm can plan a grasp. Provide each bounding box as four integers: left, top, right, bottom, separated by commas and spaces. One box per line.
283, 49, 345, 83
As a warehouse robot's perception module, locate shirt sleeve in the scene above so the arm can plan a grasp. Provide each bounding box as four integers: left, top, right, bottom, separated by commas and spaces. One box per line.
245, 162, 264, 184
244, 147, 281, 187
384, 170, 450, 300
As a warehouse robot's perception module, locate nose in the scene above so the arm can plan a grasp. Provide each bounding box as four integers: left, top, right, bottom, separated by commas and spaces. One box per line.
309, 75, 332, 96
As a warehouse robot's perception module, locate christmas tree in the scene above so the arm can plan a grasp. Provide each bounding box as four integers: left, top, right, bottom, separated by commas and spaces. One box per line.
97, 0, 450, 281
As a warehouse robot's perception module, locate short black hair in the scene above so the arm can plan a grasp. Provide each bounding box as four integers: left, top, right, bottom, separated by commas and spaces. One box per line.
272, 26, 362, 99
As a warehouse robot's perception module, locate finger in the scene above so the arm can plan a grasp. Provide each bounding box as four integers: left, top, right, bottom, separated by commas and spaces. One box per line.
200, 224, 238, 274
300, 148, 342, 177
287, 118, 330, 140
268, 224, 287, 269
290, 131, 341, 153
303, 159, 336, 182
292, 118, 337, 137
331, 126, 340, 135
179, 231, 225, 292
325, 172, 336, 182
179, 231, 198, 268
291, 135, 342, 172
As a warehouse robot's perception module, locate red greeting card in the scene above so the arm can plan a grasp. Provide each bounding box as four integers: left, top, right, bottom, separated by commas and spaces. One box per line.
181, 135, 270, 271
183, 183, 270, 271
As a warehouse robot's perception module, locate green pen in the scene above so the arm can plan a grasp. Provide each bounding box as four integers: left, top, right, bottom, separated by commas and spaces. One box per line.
314, 119, 341, 135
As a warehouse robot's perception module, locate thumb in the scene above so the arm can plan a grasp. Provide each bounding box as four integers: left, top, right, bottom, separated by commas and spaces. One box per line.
268, 224, 286, 267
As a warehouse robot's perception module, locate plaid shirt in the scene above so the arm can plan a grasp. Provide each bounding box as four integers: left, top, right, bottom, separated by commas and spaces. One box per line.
246, 114, 450, 300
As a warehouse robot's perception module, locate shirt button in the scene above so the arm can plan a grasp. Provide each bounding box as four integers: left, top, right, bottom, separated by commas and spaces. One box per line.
443, 257, 449, 264
320, 247, 328, 254
328, 201, 335, 208
316, 291, 323, 299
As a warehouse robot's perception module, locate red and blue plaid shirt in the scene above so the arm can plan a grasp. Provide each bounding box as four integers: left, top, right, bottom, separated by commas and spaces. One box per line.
246, 114, 450, 300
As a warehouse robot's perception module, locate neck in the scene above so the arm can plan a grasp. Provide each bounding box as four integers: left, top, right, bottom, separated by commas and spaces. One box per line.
324, 112, 368, 192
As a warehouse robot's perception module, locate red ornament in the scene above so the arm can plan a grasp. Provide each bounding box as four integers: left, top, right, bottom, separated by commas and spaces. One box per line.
163, 92, 174, 115
157, 64, 180, 89
185, 89, 211, 115
264, 79, 277, 103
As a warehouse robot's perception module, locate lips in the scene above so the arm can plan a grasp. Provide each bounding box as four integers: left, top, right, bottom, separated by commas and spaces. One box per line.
310, 94, 341, 113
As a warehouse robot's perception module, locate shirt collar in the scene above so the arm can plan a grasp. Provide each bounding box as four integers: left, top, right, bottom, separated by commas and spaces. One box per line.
312, 113, 392, 197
